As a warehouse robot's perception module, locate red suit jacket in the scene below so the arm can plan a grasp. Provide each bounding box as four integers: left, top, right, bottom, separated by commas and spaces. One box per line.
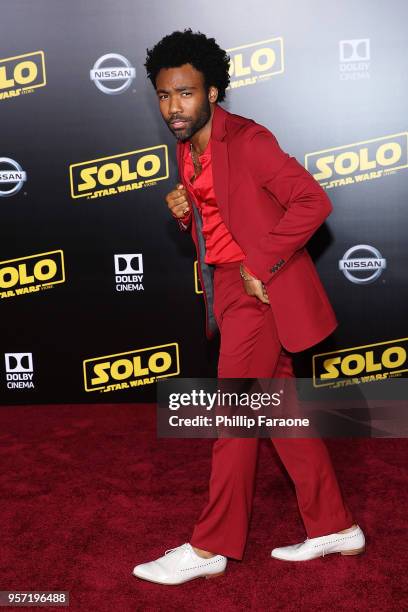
176, 103, 337, 353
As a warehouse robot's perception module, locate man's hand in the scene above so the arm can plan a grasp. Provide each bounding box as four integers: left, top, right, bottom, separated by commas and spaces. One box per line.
240, 264, 270, 304
165, 183, 190, 218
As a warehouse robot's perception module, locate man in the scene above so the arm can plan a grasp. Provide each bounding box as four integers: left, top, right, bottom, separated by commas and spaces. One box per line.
133, 29, 365, 585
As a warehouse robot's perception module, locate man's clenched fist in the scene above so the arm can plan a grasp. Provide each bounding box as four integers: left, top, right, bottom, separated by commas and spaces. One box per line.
165, 183, 190, 218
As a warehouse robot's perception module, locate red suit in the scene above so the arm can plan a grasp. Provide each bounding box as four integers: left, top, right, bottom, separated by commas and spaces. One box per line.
176, 103, 338, 351
176, 104, 354, 560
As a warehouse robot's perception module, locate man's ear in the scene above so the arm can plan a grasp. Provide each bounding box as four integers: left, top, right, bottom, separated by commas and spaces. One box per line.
208, 86, 218, 103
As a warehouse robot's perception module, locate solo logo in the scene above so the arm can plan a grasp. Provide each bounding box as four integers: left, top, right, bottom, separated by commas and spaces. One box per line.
0, 51, 46, 101
0, 158, 27, 197
114, 254, 143, 292
313, 337, 408, 388
90, 53, 136, 95
305, 133, 408, 189
227, 37, 284, 90
83, 342, 180, 392
4, 353, 34, 389
339, 245, 386, 284
0, 250, 65, 299
194, 260, 203, 294
69, 145, 169, 199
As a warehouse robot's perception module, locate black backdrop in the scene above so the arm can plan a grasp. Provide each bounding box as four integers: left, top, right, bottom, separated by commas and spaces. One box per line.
1, 0, 407, 404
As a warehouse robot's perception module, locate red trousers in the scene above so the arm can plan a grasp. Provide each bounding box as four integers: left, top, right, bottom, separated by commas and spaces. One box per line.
190, 261, 354, 560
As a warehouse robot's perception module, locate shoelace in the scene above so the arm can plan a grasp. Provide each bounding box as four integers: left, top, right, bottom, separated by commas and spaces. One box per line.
165, 543, 189, 555
305, 536, 328, 557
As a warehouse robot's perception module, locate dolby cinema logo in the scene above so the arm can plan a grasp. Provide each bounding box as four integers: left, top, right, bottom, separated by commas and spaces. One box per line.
114, 254, 144, 292
0, 157, 27, 197
4, 352, 34, 389
90, 53, 136, 95
339, 38, 370, 80
339, 245, 386, 284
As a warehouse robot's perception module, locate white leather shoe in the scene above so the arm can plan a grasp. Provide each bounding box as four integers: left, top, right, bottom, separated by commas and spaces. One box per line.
271, 525, 365, 561
132, 542, 227, 584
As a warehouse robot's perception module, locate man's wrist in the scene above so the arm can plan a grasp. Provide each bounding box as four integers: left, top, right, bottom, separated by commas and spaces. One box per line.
240, 263, 256, 281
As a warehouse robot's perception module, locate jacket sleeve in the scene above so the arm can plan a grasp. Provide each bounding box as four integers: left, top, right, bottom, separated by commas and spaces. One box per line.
242, 128, 333, 285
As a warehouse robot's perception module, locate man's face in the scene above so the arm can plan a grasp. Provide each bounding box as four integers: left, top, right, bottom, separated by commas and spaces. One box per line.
155, 63, 216, 141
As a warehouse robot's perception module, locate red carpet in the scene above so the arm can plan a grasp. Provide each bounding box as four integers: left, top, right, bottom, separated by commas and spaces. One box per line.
0, 403, 406, 611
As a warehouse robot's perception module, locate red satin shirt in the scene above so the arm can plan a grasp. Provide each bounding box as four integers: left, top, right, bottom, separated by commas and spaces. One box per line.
182, 140, 245, 265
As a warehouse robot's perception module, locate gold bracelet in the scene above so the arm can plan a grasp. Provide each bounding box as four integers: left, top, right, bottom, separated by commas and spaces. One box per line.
239, 265, 253, 281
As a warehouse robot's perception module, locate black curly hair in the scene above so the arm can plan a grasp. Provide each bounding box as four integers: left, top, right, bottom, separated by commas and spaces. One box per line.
144, 28, 230, 102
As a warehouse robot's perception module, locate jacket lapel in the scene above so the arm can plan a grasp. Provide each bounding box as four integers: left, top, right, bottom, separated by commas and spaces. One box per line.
210, 104, 230, 228
176, 140, 185, 180
175, 105, 230, 226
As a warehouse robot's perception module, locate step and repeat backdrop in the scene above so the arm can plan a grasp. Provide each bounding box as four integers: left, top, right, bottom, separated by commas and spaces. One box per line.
1, 0, 407, 404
